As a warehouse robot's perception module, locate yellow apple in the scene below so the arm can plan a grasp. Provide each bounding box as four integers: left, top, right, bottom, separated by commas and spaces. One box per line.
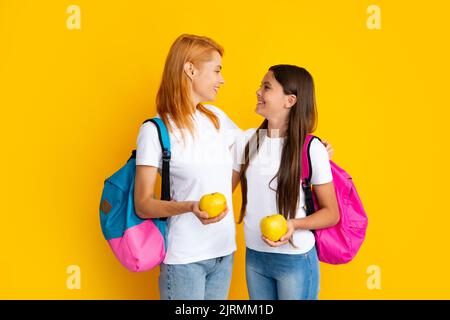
199, 192, 227, 218
260, 214, 288, 242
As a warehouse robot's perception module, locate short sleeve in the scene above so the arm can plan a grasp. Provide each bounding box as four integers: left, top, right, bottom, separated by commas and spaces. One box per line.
309, 138, 333, 185
136, 121, 162, 168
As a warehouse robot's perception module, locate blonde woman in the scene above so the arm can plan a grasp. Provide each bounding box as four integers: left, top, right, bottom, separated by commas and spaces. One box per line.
134, 35, 237, 300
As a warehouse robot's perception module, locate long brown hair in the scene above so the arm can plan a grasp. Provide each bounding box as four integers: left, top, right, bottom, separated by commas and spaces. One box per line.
156, 34, 223, 138
239, 65, 318, 223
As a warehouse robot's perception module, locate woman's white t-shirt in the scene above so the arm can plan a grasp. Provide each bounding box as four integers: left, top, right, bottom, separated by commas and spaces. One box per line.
233, 129, 333, 254
136, 105, 240, 264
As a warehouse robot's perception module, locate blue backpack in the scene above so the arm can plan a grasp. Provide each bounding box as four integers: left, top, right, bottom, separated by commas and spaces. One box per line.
99, 118, 171, 272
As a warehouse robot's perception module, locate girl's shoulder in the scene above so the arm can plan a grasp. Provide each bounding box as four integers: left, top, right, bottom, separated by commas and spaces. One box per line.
309, 136, 328, 155
308, 136, 333, 184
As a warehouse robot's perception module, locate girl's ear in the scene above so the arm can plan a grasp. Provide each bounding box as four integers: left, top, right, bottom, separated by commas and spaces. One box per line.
184, 62, 195, 80
285, 94, 297, 109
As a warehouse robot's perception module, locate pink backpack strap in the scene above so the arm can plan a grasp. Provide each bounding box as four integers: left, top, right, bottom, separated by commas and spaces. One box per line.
301, 134, 317, 185
301, 134, 321, 216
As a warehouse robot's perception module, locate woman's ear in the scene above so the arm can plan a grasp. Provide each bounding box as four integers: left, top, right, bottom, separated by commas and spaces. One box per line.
285, 94, 297, 109
184, 62, 195, 80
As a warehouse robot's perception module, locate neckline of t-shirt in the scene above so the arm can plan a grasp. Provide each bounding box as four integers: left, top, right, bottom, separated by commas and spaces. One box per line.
265, 133, 286, 141
248, 128, 286, 141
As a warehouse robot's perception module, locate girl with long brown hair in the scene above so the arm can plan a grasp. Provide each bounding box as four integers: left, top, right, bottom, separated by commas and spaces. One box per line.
232, 65, 339, 300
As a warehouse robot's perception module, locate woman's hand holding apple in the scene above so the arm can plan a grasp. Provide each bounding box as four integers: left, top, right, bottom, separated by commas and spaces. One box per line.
192, 194, 229, 225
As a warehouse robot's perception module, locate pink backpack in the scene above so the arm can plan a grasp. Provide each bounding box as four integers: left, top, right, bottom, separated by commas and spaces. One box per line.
301, 134, 368, 264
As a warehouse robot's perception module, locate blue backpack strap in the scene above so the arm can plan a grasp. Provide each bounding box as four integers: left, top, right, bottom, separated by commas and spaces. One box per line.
142, 118, 171, 202
144, 118, 170, 248
148, 118, 171, 152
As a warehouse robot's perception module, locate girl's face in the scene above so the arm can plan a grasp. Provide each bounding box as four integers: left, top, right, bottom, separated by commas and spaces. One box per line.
255, 71, 294, 121
191, 51, 225, 103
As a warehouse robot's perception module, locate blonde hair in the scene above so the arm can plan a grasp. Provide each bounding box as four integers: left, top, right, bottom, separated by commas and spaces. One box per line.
156, 34, 223, 138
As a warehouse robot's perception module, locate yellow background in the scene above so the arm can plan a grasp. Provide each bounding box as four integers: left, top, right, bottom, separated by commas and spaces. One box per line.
1, 0, 449, 299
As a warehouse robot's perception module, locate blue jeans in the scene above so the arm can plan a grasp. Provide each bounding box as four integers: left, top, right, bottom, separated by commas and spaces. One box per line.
246, 246, 320, 300
159, 253, 234, 300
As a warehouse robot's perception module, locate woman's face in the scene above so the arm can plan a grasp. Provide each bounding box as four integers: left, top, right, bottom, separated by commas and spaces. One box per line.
255, 71, 292, 121
191, 51, 225, 103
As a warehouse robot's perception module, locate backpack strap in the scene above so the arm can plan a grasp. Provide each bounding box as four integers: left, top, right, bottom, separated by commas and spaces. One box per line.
301, 134, 321, 216
127, 118, 171, 223
144, 118, 171, 202
129, 118, 171, 201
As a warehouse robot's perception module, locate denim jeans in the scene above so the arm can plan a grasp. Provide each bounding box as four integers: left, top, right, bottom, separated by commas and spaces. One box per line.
245, 246, 320, 300
159, 253, 234, 300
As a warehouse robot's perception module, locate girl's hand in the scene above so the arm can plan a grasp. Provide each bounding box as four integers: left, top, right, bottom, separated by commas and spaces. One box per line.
261, 219, 296, 247
322, 140, 334, 159
192, 201, 229, 225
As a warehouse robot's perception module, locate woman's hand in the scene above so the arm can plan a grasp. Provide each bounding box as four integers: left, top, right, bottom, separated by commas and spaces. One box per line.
192, 201, 229, 225
322, 140, 334, 159
261, 219, 296, 247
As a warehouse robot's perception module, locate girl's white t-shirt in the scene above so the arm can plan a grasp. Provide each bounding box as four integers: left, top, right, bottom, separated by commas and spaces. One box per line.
233, 129, 333, 254
136, 105, 240, 264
